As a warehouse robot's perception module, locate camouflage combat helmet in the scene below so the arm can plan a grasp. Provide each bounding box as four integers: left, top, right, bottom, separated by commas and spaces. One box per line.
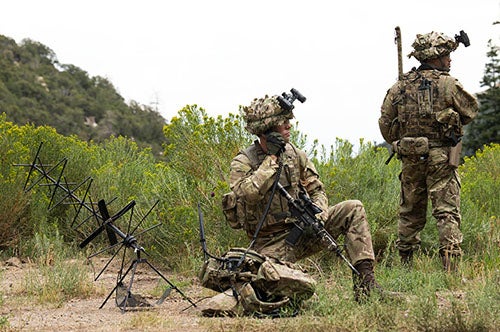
243, 95, 294, 135
408, 31, 458, 62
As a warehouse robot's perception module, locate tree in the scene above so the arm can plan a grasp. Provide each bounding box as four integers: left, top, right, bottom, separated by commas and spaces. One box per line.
463, 39, 500, 156
0, 34, 168, 158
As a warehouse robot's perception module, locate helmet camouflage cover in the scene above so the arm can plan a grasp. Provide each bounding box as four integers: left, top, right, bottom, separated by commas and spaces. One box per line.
408, 31, 458, 62
243, 95, 294, 135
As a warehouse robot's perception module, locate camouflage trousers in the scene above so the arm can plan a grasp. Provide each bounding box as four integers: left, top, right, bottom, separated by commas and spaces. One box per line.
253, 200, 375, 265
396, 147, 462, 256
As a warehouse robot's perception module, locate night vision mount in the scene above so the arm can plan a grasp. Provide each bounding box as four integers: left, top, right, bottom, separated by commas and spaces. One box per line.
455, 30, 470, 47
277, 88, 306, 112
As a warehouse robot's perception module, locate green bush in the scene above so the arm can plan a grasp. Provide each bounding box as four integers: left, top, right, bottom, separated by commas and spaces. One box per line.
1, 111, 499, 273
313, 138, 401, 258
154, 105, 252, 268
1, 109, 499, 330
460, 143, 500, 260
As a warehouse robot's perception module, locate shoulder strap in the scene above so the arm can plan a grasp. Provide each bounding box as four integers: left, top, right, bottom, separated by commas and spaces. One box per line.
240, 144, 261, 170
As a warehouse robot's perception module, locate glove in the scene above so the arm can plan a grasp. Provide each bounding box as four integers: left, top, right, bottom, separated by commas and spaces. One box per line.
265, 131, 286, 156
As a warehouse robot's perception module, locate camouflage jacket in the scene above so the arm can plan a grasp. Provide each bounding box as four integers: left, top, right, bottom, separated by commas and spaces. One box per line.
378, 67, 478, 145
229, 141, 328, 237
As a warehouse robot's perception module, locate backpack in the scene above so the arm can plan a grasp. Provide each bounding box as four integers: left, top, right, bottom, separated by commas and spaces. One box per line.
221, 145, 262, 230
198, 247, 316, 317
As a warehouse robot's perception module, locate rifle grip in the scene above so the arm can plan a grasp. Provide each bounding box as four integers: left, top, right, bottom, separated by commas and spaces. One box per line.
285, 224, 303, 246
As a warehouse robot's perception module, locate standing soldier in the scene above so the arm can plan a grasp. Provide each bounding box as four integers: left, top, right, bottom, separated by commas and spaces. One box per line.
378, 31, 479, 271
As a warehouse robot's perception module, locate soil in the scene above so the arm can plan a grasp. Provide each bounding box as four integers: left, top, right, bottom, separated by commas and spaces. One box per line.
1, 256, 469, 331
0, 256, 223, 332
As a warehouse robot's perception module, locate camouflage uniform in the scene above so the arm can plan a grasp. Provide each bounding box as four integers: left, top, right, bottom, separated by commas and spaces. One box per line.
232, 95, 375, 266
378, 32, 478, 262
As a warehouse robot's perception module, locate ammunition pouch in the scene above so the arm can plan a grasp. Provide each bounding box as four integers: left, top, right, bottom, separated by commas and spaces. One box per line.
222, 191, 244, 229
436, 108, 463, 145
394, 137, 429, 157
448, 141, 462, 167
388, 118, 400, 143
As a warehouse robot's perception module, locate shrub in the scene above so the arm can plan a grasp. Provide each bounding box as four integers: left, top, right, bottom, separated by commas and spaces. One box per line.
1, 111, 499, 274
460, 143, 500, 258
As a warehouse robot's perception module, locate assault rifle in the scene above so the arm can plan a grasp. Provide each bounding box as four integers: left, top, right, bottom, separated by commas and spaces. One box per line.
277, 183, 360, 276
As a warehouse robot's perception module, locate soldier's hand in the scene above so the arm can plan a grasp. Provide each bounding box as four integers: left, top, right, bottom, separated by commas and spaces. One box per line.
266, 132, 286, 156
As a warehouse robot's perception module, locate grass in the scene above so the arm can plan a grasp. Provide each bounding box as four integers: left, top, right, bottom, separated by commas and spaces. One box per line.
1, 118, 498, 330
0, 269, 8, 330
1, 238, 498, 331
21, 259, 95, 305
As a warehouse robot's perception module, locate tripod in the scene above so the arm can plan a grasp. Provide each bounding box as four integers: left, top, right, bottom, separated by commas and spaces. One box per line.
100, 246, 197, 312
80, 199, 197, 312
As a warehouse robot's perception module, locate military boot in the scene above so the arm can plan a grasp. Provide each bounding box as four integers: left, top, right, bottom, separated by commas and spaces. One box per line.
353, 260, 405, 303
440, 251, 459, 273
352, 259, 382, 302
399, 250, 413, 267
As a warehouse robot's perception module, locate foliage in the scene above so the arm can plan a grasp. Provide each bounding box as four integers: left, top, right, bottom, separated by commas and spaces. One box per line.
2, 108, 499, 265
460, 143, 500, 257
312, 139, 401, 258
463, 40, 500, 157
0, 34, 167, 156
21, 231, 95, 304
155, 105, 253, 265
0, 108, 499, 330
0, 114, 161, 253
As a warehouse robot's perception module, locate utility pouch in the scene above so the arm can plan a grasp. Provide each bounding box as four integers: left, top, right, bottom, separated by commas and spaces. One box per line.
398, 137, 429, 156
222, 191, 243, 229
388, 118, 400, 143
448, 141, 462, 167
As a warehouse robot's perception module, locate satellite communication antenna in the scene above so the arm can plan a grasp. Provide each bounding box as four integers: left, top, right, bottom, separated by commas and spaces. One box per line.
15, 142, 196, 311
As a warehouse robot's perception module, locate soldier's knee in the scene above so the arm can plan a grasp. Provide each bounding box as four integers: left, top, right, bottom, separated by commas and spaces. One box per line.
345, 199, 364, 210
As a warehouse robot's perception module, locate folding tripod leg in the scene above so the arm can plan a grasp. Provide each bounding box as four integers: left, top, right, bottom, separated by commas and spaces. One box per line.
99, 259, 138, 310
144, 259, 197, 308
119, 259, 140, 312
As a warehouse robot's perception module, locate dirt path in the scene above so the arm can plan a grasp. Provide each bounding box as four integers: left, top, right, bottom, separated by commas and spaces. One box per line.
0, 257, 215, 331
1, 256, 476, 331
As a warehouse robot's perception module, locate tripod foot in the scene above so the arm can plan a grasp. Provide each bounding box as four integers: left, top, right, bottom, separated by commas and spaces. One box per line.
116, 282, 152, 308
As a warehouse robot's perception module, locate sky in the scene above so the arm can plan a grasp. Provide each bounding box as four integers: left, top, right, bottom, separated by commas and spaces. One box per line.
1, 0, 499, 151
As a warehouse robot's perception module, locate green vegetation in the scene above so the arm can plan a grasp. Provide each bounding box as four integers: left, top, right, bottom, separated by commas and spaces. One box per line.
21, 232, 95, 305
463, 40, 500, 157
1, 108, 499, 330
0, 33, 499, 331
0, 35, 167, 156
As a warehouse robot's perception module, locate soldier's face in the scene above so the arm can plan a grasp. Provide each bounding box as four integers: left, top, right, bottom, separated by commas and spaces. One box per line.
430, 54, 451, 71
272, 120, 291, 143
440, 54, 451, 70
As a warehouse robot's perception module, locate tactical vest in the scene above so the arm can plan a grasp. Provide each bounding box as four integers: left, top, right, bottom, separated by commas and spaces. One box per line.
396, 69, 450, 143
223, 143, 305, 237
